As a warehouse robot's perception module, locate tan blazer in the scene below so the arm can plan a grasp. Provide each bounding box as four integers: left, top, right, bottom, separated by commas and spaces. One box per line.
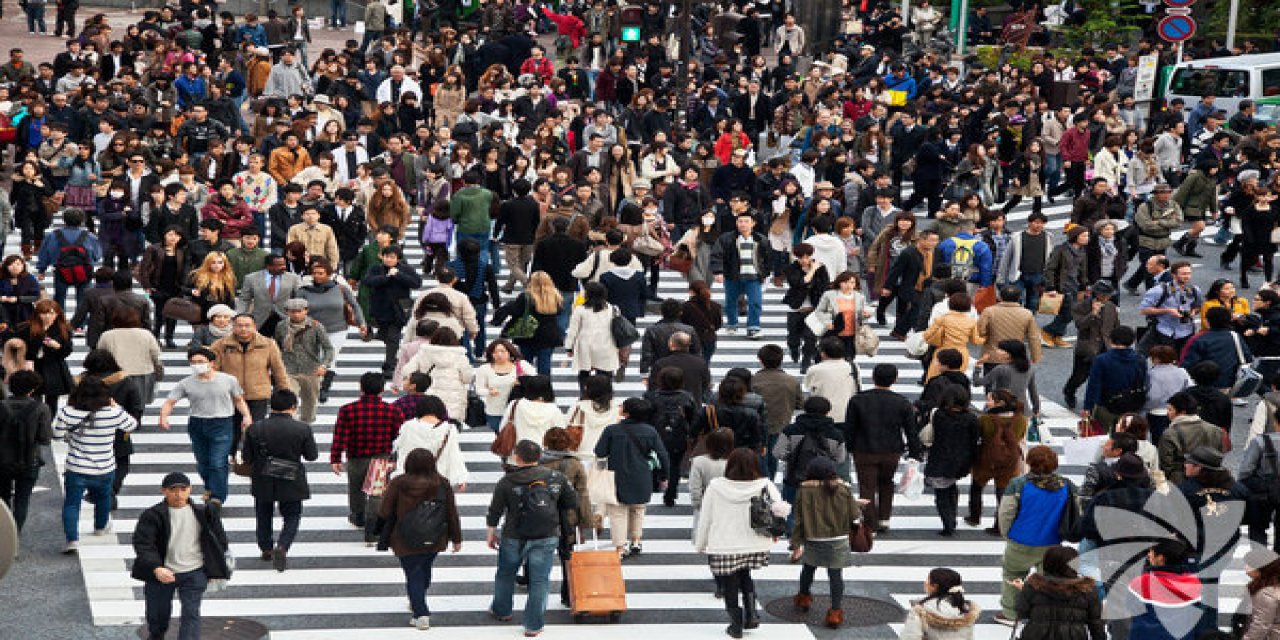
286, 222, 340, 266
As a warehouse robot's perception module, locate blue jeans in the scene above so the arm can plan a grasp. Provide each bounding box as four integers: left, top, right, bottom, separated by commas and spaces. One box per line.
1015, 273, 1045, 313
468, 301, 488, 359
1044, 153, 1062, 193
400, 552, 441, 617
54, 280, 88, 320
330, 0, 347, 26
485, 414, 503, 433
723, 278, 762, 330
491, 536, 557, 633
63, 470, 114, 541
557, 289, 575, 334
524, 346, 554, 376
457, 230, 499, 269
702, 340, 717, 365
188, 417, 234, 502
144, 568, 208, 640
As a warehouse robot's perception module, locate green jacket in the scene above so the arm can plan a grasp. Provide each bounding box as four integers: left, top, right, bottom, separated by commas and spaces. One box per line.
349, 242, 387, 320
789, 480, 861, 549
1172, 169, 1219, 217
449, 186, 495, 235
227, 246, 269, 293
274, 317, 335, 373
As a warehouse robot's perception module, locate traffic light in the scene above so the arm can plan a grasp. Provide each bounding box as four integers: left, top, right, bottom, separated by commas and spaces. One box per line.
621, 5, 643, 43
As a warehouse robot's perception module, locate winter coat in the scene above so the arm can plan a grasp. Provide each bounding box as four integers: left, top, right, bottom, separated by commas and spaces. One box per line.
364, 262, 423, 326
694, 477, 781, 554
773, 414, 848, 485
1182, 328, 1250, 389
594, 419, 669, 505
131, 500, 231, 582
643, 389, 698, 453
509, 399, 568, 451
844, 388, 921, 458
789, 480, 861, 550
693, 401, 766, 451
401, 344, 475, 421
241, 413, 319, 503
209, 333, 289, 401
539, 450, 593, 537
273, 318, 335, 375
565, 304, 620, 373
15, 323, 74, 396
1125, 568, 1216, 640
1014, 573, 1105, 640
900, 598, 980, 640
1158, 415, 1229, 484
492, 293, 564, 350
1242, 585, 1280, 640
379, 472, 462, 556
923, 409, 979, 480
392, 418, 468, 487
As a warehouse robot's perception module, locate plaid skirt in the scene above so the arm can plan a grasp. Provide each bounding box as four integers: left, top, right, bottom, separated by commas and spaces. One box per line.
708, 552, 770, 576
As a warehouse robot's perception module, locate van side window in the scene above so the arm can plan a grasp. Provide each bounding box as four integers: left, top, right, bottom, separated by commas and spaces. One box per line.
1170, 68, 1250, 97
1263, 69, 1280, 97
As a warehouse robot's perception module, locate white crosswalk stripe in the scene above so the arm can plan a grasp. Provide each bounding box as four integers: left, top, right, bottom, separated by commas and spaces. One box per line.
32, 198, 1108, 638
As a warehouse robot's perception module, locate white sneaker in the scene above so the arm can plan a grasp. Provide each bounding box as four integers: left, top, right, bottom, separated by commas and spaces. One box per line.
93, 522, 113, 536
63, 541, 79, 554
412, 616, 430, 630
725, 327, 739, 336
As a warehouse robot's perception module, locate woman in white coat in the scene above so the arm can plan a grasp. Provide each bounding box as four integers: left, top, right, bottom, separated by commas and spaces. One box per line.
391, 395, 469, 490
695, 448, 786, 638
806, 272, 872, 361
570, 373, 624, 462
400, 327, 474, 423
565, 282, 620, 382
900, 568, 980, 640
506, 375, 568, 449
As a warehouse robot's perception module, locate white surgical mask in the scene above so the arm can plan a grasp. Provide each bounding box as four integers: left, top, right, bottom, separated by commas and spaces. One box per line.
701, 215, 715, 225
110, 191, 125, 199
191, 363, 211, 375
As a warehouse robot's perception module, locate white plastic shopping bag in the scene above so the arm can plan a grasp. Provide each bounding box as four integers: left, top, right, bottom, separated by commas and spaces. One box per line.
896, 459, 924, 500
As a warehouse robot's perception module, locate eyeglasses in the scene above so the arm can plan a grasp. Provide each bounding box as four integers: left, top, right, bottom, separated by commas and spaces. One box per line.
130, 159, 145, 163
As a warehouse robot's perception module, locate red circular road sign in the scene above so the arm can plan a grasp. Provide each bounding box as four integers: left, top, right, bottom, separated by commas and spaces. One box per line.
1164, 0, 1196, 7
1158, 15, 1196, 42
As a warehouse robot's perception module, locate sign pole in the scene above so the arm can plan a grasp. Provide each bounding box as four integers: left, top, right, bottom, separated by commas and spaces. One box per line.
1225, 0, 1239, 50
955, 0, 968, 56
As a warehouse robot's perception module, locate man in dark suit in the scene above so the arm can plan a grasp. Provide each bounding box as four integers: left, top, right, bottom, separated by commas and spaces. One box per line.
99, 41, 136, 81
322, 188, 367, 272
241, 389, 319, 572
647, 332, 711, 400
530, 216, 589, 332
69, 267, 118, 346
882, 229, 942, 339
732, 80, 772, 140
237, 254, 304, 337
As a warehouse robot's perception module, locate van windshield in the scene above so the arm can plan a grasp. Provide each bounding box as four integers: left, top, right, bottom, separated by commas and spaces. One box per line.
1169, 68, 1251, 97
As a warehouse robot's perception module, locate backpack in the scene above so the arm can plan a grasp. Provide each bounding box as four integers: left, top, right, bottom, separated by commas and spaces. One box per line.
652, 392, 692, 447
785, 429, 836, 486
396, 484, 451, 548
1243, 435, 1280, 505
514, 475, 561, 539
54, 229, 92, 285
421, 211, 454, 246
949, 237, 979, 281
0, 403, 37, 475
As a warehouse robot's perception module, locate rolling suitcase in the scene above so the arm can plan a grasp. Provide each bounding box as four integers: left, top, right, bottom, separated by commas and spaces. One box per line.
567, 531, 627, 622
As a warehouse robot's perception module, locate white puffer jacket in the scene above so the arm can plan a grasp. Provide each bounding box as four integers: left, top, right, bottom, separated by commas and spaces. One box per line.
402, 343, 475, 421
900, 597, 980, 640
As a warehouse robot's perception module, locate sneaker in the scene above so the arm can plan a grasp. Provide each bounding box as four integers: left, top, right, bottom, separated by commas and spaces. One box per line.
628, 543, 642, 557
963, 517, 981, 527
412, 616, 430, 630
994, 613, 1017, 627
63, 541, 79, 554
92, 522, 113, 536
523, 631, 542, 638
747, 329, 761, 340
725, 327, 739, 336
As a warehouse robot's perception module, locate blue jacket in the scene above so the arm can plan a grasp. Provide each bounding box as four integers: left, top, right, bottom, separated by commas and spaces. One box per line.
173, 75, 208, 109
1005, 474, 1070, 547
1083, 347, 1145, 412
36, 227, 103, 275
884, 72, 918, 99
937, 232, 994, 286
237, 24, 268, 47
1182, 328, 1251, 389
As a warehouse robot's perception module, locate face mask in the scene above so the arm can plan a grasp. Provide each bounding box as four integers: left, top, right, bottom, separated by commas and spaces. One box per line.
111, 191, 125, 199
702, 215, 715, 225
191, 363, 211, 375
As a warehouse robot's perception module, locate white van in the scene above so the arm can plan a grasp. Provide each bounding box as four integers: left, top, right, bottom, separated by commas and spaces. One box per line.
1164, 52, 1280, 119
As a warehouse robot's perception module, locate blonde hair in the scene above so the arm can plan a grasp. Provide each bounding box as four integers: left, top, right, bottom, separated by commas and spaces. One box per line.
193, 251, 237, 301
527, 271, 564, 315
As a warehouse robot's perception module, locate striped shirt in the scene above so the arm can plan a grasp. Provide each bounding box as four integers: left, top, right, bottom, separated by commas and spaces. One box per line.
53, 406, 139, 476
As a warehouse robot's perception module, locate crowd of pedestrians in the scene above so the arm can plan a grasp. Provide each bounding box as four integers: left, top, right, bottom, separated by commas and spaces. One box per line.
7, 0, 1280, 638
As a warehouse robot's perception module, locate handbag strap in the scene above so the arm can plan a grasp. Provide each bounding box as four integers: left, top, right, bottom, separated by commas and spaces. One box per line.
705, 404, 720, 432
1231, 331, 1250, 365
622, 424, 652, 458
434, 421, 452, 460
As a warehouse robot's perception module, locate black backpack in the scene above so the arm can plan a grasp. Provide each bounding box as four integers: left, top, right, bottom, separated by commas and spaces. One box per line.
397, 484, 451, 549
652, 391, 692, 447
54, 229, 92, 285
514, 475, 561, 539
0, 402, 36, 476
1244, 435, 1280, 505
785, 429, 836, 486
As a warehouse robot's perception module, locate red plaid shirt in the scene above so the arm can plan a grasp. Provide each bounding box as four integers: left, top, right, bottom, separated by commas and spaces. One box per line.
392, 394, 421, 424
331, 394, 403, 464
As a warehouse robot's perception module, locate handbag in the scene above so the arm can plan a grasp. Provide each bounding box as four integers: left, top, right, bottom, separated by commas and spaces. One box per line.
464, 390, 487, 428
253, 429, 303, 482
587, 460, 618, 507
1037, 292, 1064, 316
848, 521, 874, 553
162, 297, 203, 323
361, 456, 395, 497
503, 293, 539, 340
974, 285, 998, 313
1270, 226, 1280, 245
682, 405, 723, 478
632, 223, 666, 257
749, 487, 788, 537
1078, 417, 1105, 438
1058, 483, 1082, 543
855, 323, 880, 356
566, 406, 585, 451
489, 400, 520, 457
610, 307, 639, 347
918, 409, 937, 448
1230, 332, 1264, 398
669, 245, 693, 274
904, 331, 929, 359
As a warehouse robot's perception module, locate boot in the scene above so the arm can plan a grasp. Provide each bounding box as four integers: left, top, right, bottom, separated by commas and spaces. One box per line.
319, 370, 337, 403
1184, 238, 1204, 258
964, 484, 983, 527
824, 608, 844, 629
793, 593, 813, 612
1170, 235, 1189, 256
725, 607, 743, 638
742, 593, 760, 629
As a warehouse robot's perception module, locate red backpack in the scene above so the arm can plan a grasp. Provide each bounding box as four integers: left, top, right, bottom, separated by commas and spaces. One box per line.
54, 230, 92, 285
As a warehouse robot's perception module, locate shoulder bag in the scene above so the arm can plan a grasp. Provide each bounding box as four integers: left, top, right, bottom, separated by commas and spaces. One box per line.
254, 429, 304, 482
1230, 331, 1263, 399
489, 399, 520, 458
681, 405, 722, 478
622, 425, 660, 471
566, 406, 585, 451
610, 306, 640, 347
503, 293, 539, 340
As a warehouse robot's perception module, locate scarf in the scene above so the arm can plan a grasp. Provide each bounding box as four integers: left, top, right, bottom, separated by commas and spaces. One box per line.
283, 318, 310, 352
207, 322, 232, 340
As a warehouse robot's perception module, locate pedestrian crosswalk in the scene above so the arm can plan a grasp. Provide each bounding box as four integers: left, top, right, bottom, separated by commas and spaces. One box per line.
37, 198, 1116, 638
